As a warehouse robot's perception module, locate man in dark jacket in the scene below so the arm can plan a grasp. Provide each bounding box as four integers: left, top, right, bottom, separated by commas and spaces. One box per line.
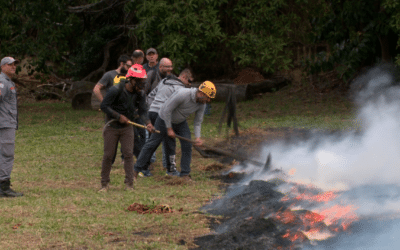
143, 48, 159, 73
99, 64, 154, 192
144, 58, 173, 95
0, 56, 23, 197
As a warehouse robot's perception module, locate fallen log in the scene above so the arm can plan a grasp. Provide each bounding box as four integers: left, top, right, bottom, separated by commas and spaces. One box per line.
246, 76, 289, 97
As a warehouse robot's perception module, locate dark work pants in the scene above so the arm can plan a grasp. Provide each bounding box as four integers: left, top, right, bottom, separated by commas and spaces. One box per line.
101, 125, 134, 185
134, 117, 192, 176
113, 117, 146, 163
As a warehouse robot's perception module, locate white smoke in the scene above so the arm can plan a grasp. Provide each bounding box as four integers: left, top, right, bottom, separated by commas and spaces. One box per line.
232, 65, 400, 192
219, 65, 400, 249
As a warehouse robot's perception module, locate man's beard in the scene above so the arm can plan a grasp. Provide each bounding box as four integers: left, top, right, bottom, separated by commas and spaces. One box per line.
160, 71, 167, 78
120, 67, 128, 75
160, 69, 171, 79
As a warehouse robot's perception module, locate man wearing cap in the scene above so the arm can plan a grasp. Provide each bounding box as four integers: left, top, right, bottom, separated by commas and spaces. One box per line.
134, 81, 216, 181
0, 57, 23, 197
143, 48, 159, 73
99, 64, 154, 192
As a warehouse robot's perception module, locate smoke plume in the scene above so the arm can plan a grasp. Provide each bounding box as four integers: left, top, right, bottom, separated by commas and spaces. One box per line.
233, 64, 400, 193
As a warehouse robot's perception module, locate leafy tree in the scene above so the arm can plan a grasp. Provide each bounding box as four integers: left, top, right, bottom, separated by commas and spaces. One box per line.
0, 0, 329, 81
383, 0, 400, 65
0, 0, 133, 81
307, 0, 399, 82
0, 0, 81, 76
128, 0, 324, 77
126, 0, 228, 76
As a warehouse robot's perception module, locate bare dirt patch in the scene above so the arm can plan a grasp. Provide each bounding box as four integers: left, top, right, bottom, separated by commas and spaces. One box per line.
127, 203, 180, 214
199, 163, 227, 172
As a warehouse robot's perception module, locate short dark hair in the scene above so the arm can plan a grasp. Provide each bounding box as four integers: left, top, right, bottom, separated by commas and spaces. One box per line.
117, 54, 131, 65
180, 68, 193, 79
132, 50, 144, 59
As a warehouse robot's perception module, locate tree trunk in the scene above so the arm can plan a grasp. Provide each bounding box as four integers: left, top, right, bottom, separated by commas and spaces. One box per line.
379, 35, 392, 63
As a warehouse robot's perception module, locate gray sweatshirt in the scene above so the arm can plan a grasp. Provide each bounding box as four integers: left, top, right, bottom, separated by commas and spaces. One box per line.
0, 72, 18, 129
148, 75, 186, 113
159, 88, 206, 138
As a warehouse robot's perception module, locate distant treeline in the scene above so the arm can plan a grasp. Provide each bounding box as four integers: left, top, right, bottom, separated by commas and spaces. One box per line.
1, 0, 399, 84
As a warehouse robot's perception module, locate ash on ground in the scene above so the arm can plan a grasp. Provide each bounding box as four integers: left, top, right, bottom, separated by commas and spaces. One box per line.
192, 179, 303, 250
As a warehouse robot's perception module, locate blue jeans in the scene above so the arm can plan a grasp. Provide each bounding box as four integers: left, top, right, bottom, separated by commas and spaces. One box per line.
145, 130, 156, 163
134, 117, 192, 176
148, 112, 170, 169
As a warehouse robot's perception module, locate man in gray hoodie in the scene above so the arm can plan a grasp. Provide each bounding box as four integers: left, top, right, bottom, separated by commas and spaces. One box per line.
134, 81, 216, 181
145, 69, 193, 176
0, 57, 23, 197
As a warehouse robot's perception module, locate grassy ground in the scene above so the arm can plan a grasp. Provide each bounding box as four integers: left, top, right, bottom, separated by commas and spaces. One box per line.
0, 87, 355, 249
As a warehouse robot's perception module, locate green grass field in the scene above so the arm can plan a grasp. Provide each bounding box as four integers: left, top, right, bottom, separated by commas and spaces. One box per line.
0, 87, 356, 249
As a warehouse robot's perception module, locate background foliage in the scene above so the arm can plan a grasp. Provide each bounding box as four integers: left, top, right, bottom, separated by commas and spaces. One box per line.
1, 0, 400, 84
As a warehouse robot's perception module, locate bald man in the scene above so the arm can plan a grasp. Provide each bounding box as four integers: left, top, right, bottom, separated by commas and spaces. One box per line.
132, 50, 145, 65
144, 58, 173, 95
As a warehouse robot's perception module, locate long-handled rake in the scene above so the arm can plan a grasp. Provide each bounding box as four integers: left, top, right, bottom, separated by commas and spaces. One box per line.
127, 121, 270, 169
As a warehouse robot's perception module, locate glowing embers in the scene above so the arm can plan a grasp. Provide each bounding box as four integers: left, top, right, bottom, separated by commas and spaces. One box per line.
294, 191, 337, 202
272, 209, 331, 243
315, 204, 358, 231
274, 184, 359, 243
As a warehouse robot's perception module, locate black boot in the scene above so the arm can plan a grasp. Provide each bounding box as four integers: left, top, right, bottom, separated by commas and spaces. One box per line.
0, 180, 23, 197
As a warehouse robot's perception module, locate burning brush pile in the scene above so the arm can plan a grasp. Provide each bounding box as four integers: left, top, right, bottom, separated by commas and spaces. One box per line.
195, 170, 400, 249
194, 64, 400, 250
194, 170, 362, 249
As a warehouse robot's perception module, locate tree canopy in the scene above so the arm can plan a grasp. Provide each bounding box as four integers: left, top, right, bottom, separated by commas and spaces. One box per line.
1, 0, 400, 84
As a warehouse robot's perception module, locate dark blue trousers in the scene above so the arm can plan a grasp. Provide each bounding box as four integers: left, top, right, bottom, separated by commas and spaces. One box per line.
134, 117, 192, 176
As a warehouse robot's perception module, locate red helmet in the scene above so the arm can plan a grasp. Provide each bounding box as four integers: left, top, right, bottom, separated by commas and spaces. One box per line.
126, 64, 147, 79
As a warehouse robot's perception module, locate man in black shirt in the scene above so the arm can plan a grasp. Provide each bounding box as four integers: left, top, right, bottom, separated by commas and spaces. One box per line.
99, 64, 154, 192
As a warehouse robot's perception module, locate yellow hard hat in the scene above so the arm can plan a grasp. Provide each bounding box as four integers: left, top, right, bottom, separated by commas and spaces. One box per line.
199, 81, 216, 98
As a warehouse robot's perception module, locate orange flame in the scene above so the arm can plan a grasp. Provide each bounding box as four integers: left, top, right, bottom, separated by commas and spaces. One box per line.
295, 191, 337, 202
275, 186, 359, 243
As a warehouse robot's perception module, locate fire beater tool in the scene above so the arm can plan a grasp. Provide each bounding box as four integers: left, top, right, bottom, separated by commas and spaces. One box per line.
127, 121, 271, 169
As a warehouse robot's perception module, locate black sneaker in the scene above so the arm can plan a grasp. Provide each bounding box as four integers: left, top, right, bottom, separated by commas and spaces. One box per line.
166, 170, 180, 176
166, 165, 179, 176
141, 170, 153, 177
